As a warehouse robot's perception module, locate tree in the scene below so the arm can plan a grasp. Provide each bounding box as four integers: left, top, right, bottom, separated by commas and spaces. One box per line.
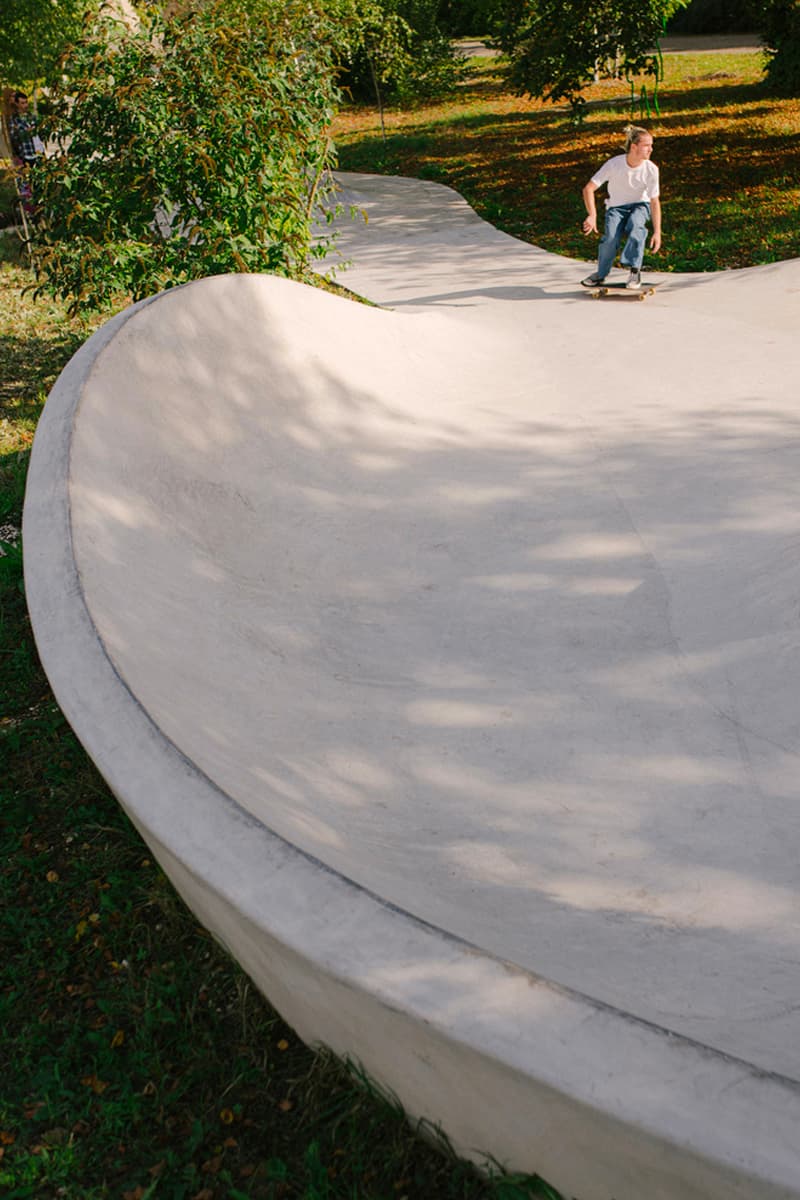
666, 0, 756, 34
494, 0, 690, 119
32, 0, 344, 313
0, 0, 85, 85
437, 0, 502, 36
337, 0, 466, 104
0, 0, 87, 87
756, 0, 800, 92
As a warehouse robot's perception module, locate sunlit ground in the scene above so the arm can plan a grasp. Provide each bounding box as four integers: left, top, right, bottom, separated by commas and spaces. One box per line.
334, 52, 800, 271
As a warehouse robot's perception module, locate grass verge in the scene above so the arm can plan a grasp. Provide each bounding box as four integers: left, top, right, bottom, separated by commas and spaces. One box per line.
0, 242, 560, 1198
333, 51, 800, 273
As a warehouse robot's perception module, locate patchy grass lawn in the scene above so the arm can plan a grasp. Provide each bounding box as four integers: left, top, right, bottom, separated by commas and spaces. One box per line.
0, 246, 561, 1197
334, 52, 800, 273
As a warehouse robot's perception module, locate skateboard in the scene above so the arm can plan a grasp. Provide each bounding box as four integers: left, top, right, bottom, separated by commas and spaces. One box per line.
588, 280, 660, 302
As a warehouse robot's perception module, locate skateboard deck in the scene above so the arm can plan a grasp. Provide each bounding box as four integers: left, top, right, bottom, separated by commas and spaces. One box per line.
588, 280, 660, 301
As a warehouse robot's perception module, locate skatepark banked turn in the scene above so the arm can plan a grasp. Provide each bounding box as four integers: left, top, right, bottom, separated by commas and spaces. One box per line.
23, 173, 800, 1200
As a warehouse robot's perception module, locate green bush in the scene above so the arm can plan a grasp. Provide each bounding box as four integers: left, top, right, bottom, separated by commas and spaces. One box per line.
758, 0, 800, 92
339, 0, 466, 104
666, 0, 757, 33
32, 0, 343, 313
0, 0, 86, 85
497, 0, 690, 117
438, 0, 499, 37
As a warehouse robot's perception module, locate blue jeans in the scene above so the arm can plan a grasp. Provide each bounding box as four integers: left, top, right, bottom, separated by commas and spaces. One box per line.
596, 202, 651, 279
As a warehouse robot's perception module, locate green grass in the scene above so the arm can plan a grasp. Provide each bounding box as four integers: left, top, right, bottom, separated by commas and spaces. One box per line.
0, 242, 560, 1198
334, 51, 800, 273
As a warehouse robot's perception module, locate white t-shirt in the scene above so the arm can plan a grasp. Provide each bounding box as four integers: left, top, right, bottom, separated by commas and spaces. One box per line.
591, 154, 660, 207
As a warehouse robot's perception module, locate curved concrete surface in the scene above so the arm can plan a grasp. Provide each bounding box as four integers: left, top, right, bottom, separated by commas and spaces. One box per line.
24, 172, 800, 1200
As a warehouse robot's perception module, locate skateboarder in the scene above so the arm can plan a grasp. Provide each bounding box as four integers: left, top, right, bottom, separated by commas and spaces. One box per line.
580, 125, 661, 291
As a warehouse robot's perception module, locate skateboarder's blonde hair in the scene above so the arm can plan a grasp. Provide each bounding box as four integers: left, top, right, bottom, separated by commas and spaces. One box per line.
623, 124, 651, 150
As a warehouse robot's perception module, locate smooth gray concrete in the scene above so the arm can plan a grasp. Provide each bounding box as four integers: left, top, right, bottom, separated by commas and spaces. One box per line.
23, 172, 800, 1200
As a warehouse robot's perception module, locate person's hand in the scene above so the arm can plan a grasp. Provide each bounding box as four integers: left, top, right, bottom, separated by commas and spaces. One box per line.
582, 215, 597, 235
650, 232, 662, 252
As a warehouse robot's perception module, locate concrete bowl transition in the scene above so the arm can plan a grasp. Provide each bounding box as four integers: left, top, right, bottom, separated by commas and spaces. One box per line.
23, 173, 800, 1200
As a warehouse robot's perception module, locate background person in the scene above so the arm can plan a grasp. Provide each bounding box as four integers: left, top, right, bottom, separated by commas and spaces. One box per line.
581, 125, 662, 291
8, 92, 43, 168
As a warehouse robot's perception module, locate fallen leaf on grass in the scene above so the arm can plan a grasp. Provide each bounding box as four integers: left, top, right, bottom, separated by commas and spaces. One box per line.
80, 1074, 108, 1094
42, 1127, 68, 1146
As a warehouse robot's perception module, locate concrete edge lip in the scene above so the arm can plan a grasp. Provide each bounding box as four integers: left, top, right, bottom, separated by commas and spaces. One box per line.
22, 263, 800, 1200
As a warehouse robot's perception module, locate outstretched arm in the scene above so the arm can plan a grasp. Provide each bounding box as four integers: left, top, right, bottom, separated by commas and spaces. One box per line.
650, 196, 662, 252
582, 181, 599, 235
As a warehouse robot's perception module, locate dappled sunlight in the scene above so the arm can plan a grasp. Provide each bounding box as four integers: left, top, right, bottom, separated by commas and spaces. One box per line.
71, 484, 161, 533
439, 483, 526, 505
472, 568, 642, 592
351, 451, 402, 472
719, 505, 800, 534
576, 750, 741, 787
326, 751, 396, 791
405, 699, 519, 728
445, 839, 538, 886
591, 644, 757, 704
334, 46, 800, 272
359, 954, 560, 1027
278, 808, 348, 850
540, 865, 798, 937
527, 532, 644, 561
52, 175, 800, 1086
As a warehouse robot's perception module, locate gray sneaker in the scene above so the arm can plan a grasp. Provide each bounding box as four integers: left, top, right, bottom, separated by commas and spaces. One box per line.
581, 274, 605, 287
626, 269, 642, 290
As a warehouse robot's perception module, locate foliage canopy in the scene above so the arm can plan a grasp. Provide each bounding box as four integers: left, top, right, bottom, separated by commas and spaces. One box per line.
337, 0, 467, 103
666, 0, 756, 33
757, 0, 800, 93
492, 0, 691, 117
32, 0, 344, 313
0, 0, 86, 86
